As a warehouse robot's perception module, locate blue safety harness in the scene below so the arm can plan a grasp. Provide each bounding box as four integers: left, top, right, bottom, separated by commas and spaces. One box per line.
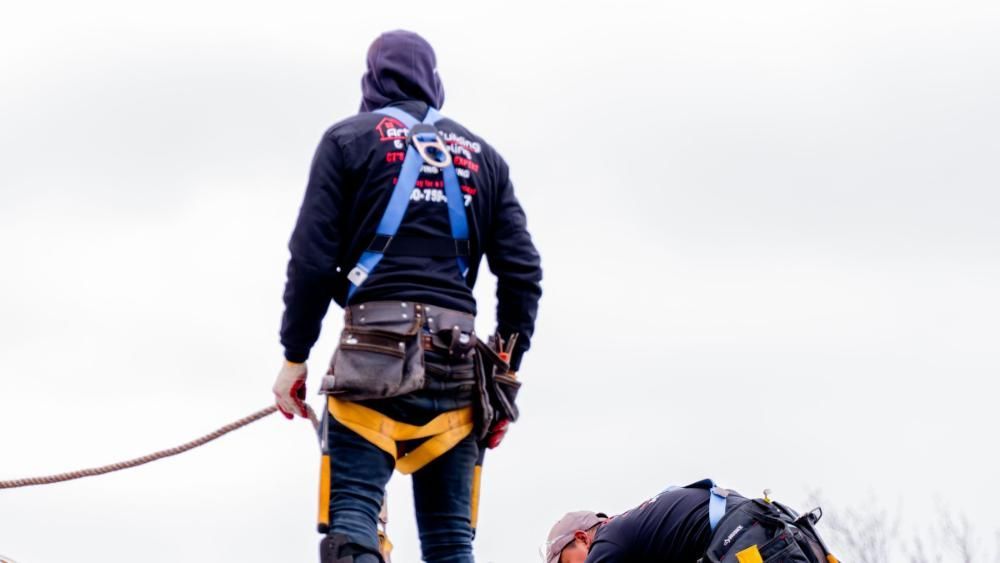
663, 479, 731, 532
346, 106, 470, 301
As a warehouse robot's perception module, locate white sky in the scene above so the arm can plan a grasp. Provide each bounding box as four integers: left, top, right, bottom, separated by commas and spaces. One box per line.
1, 1, 998, 561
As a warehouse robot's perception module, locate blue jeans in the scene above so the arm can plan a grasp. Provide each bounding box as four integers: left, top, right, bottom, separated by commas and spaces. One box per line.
323, 349, 480, 563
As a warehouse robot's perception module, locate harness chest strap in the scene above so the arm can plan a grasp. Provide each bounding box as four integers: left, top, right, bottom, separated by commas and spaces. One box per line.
326, 396, 474, 474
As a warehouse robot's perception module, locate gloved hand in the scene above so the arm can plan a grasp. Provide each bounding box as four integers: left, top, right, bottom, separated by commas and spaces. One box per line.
273, 360, 308, 419
485, 418, 510, 449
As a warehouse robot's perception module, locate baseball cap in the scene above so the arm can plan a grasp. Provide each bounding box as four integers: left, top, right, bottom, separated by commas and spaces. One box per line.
544, 511, 607, 563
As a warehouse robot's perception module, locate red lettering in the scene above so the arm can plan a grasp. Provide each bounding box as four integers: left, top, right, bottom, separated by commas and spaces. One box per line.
386, 151, 405, 163
453, 156, 480, 173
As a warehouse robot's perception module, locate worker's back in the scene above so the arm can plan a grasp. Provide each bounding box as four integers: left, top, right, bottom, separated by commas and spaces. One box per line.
586, 488, 745, 563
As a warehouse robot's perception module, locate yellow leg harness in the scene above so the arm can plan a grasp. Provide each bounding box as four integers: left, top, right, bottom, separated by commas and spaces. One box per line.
318, 397, 477, 561
327, 396, 474, 474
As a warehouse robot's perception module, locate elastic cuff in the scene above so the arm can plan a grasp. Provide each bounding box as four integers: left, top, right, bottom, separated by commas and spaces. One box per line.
508, 349, 523, 372
284, 349, 309, 363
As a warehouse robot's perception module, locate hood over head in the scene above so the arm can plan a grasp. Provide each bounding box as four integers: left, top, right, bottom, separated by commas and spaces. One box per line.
360, 30, 445, 112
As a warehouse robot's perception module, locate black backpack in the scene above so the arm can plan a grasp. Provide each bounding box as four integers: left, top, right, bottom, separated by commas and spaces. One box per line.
690, 481, 839, 563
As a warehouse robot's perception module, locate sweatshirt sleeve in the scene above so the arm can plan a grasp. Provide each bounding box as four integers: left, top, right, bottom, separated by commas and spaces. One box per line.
280, 133, 349, 362
484, 162, 542, 371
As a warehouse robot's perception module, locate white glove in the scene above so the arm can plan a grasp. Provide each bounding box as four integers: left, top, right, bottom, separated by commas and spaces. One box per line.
272, 360, 308, 419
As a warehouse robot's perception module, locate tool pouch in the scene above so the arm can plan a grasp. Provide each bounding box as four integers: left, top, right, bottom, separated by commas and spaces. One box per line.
492, 371, 521, 421
472, 336, 520, 440
701, 499, 832, 563
320, 302, 425, 400
427, 308, 478, 359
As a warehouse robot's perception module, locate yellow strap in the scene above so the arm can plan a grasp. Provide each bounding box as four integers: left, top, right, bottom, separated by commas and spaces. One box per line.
327, 397, 473, 474
827, 555, 840, 563
470, 464, 483, 529
736, 545, 764, 563
395, 423, 473, 474
378, 531, 393, 560
317, 454, 331, 527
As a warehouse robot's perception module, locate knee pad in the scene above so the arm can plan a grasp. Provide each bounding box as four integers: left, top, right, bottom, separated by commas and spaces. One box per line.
320, 534, 384, 563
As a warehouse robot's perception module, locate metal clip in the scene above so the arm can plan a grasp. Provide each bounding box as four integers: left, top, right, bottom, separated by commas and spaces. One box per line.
408, 124, 452, 168
347, 266, 369, 286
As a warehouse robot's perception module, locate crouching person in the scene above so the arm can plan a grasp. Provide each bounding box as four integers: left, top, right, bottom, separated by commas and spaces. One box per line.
273, 30, 542, 563
546, 480, 838, 563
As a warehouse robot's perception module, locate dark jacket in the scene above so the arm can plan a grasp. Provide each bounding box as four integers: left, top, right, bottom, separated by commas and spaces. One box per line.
279, 97, 542, 370
585, 488, 746, 563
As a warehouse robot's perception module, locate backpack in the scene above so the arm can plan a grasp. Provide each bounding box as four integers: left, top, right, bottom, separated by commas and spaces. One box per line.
684, 480, 839, 563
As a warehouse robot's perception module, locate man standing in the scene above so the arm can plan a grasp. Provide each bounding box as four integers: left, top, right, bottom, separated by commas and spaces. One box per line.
273, 30, 542, 563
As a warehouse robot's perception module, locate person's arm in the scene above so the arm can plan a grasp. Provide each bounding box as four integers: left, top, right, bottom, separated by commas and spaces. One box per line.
484, 163, 542, 372
280, 132, 350, 363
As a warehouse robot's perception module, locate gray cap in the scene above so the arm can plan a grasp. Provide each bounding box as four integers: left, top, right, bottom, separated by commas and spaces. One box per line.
544, 511, 606, 563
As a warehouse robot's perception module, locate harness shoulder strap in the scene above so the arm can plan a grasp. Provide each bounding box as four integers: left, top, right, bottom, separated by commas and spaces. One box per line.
708, 486, 729, 531
680, 478, 729, 532
346, 107, 469, 301
424, 108, 470, 276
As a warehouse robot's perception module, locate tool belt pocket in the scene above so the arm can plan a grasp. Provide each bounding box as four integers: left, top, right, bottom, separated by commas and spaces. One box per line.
703, 499, 831, 563
321, 302, 426, 400
491, 371, 522, 422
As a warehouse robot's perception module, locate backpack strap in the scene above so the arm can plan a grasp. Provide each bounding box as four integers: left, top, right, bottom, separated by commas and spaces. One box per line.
346, 106, 470, 300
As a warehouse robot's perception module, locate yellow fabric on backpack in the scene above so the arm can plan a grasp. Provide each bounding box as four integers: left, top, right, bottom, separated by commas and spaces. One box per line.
735, 545, 764, 563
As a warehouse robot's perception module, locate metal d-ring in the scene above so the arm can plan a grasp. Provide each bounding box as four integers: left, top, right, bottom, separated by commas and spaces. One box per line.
408, 124, 453, 168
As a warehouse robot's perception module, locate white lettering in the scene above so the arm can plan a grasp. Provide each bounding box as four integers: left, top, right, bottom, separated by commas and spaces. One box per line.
440, 131, 482, 154
723, 525, 744, 546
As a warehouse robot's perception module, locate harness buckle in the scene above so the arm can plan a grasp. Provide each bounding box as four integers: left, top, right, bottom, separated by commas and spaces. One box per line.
347, 266, 369, 286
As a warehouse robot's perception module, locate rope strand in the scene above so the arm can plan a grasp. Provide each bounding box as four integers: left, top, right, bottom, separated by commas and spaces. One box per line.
0, 404, 318, 490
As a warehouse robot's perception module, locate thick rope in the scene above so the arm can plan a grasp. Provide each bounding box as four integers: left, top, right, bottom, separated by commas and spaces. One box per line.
0, 403, 319, 490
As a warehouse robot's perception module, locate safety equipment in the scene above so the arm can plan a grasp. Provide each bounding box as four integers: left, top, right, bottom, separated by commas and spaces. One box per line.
346, 106, 469, 301
273, 360, 308, 419
317, 398, 474, 558
684, 480, 838, 563
328, 397, 473, 474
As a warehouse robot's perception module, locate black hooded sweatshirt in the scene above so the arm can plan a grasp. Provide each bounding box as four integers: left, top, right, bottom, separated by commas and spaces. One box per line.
280, 31, 542, 371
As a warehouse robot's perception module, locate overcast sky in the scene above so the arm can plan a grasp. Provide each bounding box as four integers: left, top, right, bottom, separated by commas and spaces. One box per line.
2, 1, 998, 561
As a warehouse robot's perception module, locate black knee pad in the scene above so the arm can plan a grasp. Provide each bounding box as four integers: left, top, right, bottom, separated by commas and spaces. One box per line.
319, 534, 384, 563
